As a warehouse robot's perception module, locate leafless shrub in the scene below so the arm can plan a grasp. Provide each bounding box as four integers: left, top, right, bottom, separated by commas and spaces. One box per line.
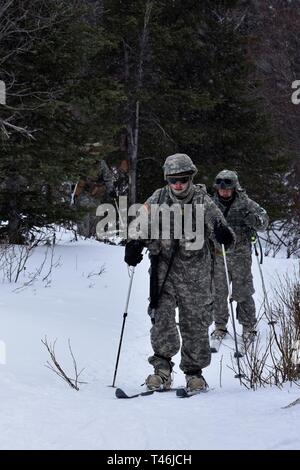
263, 221, 300, 258
219, 354, 223, 388
268, 269, 300, 383
42, 336, 86, 391
0, 243, 33, 283
229, 329, 276, 390
230, 268, 300, 389
0, 229, 59, 286
87, 264, 106, 278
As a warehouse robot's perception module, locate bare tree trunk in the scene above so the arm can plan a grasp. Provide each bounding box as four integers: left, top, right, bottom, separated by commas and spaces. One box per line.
126, 0, 153, 205
128, 101, 139, 205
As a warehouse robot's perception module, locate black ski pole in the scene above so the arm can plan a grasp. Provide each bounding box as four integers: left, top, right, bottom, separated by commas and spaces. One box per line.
112, 266, 135, 387
221, 244, 244, 382
251, 234, 276, 325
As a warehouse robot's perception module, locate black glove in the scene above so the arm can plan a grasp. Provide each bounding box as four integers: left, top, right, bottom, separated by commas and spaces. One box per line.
214, 221, 234, 250
124, 240, 144, 266
244, 211, 258, 227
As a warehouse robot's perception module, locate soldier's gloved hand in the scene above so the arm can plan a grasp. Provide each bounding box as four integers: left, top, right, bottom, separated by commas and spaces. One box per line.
214, 221, 234, 250
124, 240, 144, 266
244, 212, 258, 227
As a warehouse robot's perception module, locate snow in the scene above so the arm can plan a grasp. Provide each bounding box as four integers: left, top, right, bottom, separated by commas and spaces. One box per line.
0, 230, 299, 450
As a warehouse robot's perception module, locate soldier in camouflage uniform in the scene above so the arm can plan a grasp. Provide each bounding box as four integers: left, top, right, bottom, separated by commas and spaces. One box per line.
73, 143, 116, 237
124, 154, 235, 392
211, 169, 269, 344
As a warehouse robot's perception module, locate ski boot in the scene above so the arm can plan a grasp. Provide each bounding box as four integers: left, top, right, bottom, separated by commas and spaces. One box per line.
185, 371, 208, 393
145, 356, 173, 391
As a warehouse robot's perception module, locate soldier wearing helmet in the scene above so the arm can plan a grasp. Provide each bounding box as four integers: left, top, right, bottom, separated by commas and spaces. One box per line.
124, 154, 235, 393
73, 142, 116, 238
211, 169, 269, 345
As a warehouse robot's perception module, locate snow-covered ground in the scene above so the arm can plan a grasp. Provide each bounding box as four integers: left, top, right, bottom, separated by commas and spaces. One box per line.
0, 230, 299, 450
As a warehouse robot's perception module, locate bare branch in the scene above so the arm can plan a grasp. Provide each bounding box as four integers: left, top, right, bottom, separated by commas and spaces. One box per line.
0, 118, 37, 139
41, 336, 87, 391
282, 397, 300, 409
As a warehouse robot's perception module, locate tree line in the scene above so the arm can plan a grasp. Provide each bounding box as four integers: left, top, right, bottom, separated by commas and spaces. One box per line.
0, 0, 298, 245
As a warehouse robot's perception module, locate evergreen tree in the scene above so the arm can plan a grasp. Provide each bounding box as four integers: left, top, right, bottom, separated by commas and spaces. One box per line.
98, 0, 287, 218
0, 0, 125, 241
0, 0, 290, 243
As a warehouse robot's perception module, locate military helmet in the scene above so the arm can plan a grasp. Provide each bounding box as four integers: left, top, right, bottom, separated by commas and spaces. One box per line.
214, 169, 242, 190
163, 153, 197, 180
82, 142, 103, 156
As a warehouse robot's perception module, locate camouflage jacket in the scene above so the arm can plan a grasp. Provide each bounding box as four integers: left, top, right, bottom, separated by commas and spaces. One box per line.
131, 183, 235, 260
212, 190, 268, 249
75, 159, 114, 200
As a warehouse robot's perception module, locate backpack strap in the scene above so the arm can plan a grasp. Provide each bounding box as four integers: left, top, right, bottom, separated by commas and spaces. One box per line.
157, 186, 168, 206
193, 183, 207, 204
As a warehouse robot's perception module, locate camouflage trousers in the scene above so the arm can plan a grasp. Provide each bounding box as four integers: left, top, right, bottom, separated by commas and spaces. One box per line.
77, 212, 99, 238
76, 193, 101, 238
213, 247, 256, 329
149, 256, 213, 374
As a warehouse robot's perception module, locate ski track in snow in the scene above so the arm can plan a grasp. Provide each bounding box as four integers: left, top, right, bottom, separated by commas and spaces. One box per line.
0, 231, 299, 449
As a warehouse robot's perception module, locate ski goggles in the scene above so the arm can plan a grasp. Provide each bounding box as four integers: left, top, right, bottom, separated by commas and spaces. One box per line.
215, 178, 233, 187
167, 176, 191, 185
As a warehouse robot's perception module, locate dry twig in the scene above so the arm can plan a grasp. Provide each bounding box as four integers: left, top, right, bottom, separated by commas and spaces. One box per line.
41, 336, 86, 391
